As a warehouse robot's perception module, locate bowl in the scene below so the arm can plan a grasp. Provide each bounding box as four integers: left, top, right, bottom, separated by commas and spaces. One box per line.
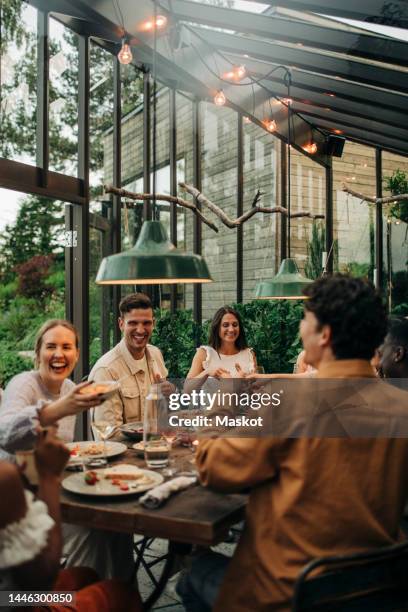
80, 380, 120, 400
120, 421, 144, 441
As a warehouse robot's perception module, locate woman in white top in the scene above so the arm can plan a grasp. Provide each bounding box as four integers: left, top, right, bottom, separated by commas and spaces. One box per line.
187, 306, 256, 379
2, 319, 102, 446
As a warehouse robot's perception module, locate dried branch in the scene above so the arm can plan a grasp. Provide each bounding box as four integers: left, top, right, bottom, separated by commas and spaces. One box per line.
104, 184, 219, 233
179, 182, 324, 226
342, 184, 408, 205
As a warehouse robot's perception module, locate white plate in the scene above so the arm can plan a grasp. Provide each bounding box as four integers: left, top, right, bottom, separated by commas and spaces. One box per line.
67, 441, 127, 464
132, 441, 146, 456
62, 468, 163, 496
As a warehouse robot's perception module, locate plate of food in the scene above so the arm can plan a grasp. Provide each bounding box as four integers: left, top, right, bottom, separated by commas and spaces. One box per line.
67, 441, 127, 464
120, 422, 144, 441
62, 464, 163, 496
79, 381, 120, 400
132, 441, 146, 457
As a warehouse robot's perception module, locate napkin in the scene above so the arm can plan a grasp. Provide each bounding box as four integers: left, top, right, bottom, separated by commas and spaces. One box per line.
139, 475, 197, 509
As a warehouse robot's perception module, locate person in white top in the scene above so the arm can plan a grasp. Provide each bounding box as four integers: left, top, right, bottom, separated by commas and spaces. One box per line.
187, 306, 257, 380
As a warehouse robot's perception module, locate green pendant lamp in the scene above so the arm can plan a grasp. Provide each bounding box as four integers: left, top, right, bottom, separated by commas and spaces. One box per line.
96, 0, 212, 287
96, 220, 212, 284
255, 69, 313, 300
255, 257, 313, 299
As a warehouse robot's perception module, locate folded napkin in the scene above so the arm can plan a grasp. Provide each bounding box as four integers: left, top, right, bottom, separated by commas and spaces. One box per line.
139, 475, 197, 509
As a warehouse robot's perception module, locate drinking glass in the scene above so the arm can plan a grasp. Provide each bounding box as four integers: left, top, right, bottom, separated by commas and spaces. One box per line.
144, 438, 171, 469
91, 420, 116, 468
256, 365, 265, 375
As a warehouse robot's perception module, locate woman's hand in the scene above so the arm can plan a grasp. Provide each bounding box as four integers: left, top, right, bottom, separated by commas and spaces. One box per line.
39, 382, 105, 427
208, 367, 230, 379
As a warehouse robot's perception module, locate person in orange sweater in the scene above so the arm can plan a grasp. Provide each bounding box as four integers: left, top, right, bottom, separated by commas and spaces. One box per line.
178, 275, 408, 611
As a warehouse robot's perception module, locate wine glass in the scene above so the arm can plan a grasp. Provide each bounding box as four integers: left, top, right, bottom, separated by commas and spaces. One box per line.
91, 420, 116, 467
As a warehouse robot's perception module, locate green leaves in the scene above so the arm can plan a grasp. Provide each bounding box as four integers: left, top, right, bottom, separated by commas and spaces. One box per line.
384, 169, 408, 224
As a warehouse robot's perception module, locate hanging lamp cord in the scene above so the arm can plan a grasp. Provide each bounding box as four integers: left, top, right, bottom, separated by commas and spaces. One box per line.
152, 0, 158, 220
283, 69, 292, 258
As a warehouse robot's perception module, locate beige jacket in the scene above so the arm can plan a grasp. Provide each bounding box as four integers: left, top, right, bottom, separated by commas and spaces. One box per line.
89, 339, 168, 425
196, 360, 408, 611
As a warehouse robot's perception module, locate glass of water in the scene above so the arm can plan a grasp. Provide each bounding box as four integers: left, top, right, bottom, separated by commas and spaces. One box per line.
144, 438, 171, 469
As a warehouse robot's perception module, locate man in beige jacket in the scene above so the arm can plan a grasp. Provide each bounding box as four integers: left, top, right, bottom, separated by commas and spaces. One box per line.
178, 275, 408, 611
89, 293, 168, 426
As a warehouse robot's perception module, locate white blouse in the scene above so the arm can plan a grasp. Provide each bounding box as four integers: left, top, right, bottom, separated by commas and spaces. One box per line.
200, 345, 256, 376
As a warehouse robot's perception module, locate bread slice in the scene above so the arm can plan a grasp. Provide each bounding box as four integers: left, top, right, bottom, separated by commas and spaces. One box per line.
103, 464, 144, 480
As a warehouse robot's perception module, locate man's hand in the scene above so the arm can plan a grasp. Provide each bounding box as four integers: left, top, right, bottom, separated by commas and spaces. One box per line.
153, 373, 175, 397
35, 429, 70, 479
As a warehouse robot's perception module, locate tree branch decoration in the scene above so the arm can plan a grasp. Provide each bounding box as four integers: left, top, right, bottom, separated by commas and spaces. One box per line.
104, 184, 219, 233
342, 184, 408, 206
179, 183, 324, 228
104, 183, 324, 233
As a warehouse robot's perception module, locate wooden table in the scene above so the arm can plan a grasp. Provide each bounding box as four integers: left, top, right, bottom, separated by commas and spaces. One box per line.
60, 442, 247, 609
61, 445, 246, 546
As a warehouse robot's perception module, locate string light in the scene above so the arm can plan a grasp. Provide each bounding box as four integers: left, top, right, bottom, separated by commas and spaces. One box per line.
214, 89, 226, 106
118, 37, 132, 64
223, 64, 246, 81
141, 15, 168, 31
302, 142, 318, 154
264, 119, 277, 132
243, 116, 251, 124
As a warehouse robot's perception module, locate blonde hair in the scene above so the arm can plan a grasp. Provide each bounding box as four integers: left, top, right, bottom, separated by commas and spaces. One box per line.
34, 319, 79, 368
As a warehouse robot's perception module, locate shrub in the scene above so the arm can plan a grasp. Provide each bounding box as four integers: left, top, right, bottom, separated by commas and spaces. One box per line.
0, 342, 32, 388
14, 254, 54, 301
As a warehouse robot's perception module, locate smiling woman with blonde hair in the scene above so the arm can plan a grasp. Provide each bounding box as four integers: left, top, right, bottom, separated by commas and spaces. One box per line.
2, 319, 102, 445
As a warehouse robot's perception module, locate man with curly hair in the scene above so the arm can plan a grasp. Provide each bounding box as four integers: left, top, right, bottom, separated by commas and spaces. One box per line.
178, 275, 408, 612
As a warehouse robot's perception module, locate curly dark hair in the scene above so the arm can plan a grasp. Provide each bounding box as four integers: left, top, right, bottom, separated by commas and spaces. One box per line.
208, 306, 248, 353
304, 274, 387, 360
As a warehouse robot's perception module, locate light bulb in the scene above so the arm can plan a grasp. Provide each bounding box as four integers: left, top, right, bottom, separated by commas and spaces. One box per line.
214, 90, 226, 106
156, 15, 167, 29
223, 64, 246, 81
141, 15, 168, 31
264, 119, 277, 132
302, 142, 317, 154
282, 97, 293, 106
118, 39, 132, 65
236, 64, 246, 79
243, 116, 251, 124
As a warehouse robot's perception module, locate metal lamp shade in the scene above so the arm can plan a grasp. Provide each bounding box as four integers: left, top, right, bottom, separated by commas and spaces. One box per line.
254, 258, 313, 299
96, 220, 212, 285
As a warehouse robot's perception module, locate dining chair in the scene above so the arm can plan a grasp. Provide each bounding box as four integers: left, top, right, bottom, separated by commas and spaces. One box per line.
292, 540, 408, 611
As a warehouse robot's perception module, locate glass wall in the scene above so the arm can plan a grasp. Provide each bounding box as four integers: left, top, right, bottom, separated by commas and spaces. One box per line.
89, 42, 114, 364
243, 121, 278, 300
201, 102, 238, 320
176, 92, 194, 310
290, 146, 326, 278
332, 142, 376, 280
0, 189, 65, 387
382, 150, 408, 313
0, 2, 38, 165
49, 17, 79, 175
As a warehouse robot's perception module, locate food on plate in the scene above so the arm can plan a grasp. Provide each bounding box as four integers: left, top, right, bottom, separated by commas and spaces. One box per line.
69, 443, 105, 457
79, 383, 112, 395
84, 471, 99, 485
103, 463, 145, 480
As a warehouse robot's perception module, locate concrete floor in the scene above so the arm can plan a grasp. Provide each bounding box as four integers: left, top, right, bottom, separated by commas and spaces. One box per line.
136, 537, 237, 611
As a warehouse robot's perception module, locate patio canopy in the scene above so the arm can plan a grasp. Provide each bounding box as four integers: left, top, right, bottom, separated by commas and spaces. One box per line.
29, 0, 408, 160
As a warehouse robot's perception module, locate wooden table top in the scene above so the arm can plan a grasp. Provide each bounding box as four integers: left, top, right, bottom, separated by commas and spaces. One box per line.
60, 442, 247, 547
